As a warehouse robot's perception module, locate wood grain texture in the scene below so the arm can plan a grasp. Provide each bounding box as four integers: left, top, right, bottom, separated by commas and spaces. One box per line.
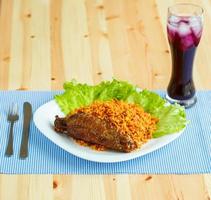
0, 0, 210, 199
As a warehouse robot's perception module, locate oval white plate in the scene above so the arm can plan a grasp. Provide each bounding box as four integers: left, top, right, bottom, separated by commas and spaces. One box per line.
33, 100, 184, 163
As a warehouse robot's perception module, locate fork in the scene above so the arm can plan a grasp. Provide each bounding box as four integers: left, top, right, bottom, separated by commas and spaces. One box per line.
5, 103, 19, 156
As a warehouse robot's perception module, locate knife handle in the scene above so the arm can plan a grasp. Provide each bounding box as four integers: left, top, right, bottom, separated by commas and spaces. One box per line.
20, 102, 32, 159
19, 125, 29, 158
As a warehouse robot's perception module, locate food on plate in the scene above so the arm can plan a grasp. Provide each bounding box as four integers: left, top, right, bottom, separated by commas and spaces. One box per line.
54, 79, 187, 152
55, 100, 158, 152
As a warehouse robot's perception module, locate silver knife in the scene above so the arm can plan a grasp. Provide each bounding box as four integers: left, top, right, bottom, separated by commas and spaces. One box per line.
20, 102, 32, 158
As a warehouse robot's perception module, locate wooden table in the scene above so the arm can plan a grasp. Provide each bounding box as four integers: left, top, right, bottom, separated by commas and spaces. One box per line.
0, 0, 210, 199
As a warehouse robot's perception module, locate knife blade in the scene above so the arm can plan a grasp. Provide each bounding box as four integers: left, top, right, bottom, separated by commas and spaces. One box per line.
20, 102, 32, 158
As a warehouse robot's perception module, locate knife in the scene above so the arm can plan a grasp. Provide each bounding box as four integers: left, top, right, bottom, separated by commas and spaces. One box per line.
19, 102, 32, 159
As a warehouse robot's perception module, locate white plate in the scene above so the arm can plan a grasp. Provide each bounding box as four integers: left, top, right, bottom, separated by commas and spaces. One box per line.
33, 100, 184, 163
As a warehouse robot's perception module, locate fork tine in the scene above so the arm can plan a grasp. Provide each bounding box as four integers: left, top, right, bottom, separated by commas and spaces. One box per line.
8, 104, 12, 115
8, 103, 18, 116
12, 103, 18, 115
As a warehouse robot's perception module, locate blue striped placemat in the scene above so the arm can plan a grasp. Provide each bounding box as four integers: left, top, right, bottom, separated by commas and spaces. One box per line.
0, 91, 210, 174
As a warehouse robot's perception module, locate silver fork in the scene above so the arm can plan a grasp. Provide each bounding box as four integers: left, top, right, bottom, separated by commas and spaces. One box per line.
5, 103, 19, 156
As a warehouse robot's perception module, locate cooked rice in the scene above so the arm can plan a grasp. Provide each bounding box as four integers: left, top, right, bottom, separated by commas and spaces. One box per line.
75, 139, 106, 151
73, 100, 158, 148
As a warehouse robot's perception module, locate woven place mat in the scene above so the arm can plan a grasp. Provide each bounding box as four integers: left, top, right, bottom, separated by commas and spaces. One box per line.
0, 91, 210, 174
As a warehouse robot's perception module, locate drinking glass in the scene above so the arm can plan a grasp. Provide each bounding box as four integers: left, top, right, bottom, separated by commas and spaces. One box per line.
166, 3, 203, 108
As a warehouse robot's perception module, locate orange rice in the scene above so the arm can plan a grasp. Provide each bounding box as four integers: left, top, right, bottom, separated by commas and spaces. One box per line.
73, 100, 158, 149
75, 139, 106, 151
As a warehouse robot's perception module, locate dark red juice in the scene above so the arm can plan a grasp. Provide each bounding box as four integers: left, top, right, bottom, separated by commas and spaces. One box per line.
167, 16, 202, 100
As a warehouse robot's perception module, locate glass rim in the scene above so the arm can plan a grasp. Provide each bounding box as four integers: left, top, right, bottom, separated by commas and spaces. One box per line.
168, 3, 204, 17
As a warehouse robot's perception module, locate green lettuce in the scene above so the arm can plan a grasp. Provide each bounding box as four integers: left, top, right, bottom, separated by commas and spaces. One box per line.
55, 79, 187, 138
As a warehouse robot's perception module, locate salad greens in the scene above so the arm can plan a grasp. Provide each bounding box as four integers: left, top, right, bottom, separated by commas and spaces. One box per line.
55, 79, 187, 138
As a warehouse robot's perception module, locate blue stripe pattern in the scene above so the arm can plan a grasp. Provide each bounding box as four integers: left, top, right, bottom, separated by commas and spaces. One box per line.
0, 91, 210, 174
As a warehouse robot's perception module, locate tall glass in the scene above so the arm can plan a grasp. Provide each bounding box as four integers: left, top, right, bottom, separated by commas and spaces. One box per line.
166, 4, 203, 108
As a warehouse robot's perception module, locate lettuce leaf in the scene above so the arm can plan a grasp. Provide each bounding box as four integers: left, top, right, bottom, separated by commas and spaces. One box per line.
55, 79, 187, 138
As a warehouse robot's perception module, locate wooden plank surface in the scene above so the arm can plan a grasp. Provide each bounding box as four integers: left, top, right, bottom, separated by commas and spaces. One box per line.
0, 0, 210, 199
